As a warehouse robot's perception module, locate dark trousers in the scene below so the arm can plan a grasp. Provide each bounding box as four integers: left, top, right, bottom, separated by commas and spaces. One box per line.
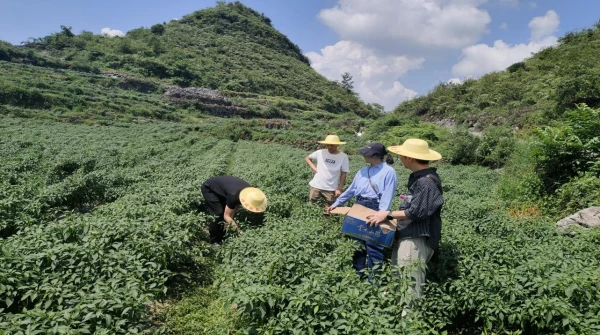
200, 184, 227, 244
353, 198, 385, 279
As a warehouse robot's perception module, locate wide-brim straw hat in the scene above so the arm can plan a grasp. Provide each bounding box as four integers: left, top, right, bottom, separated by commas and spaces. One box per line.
388, 138, 442, 161
239, 187, 268, 213
318, 135, 346, 145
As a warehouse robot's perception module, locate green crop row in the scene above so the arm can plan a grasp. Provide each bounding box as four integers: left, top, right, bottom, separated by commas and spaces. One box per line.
0, 117, 232, 334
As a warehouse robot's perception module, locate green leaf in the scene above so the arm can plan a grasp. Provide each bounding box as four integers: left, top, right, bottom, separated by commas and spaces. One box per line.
565, 283, 577, 298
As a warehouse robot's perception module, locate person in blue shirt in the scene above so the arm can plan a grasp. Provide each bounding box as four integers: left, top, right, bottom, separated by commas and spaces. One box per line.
327, 143, 397, 278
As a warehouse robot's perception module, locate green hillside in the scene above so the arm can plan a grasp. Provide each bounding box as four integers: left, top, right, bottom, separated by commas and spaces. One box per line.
1, 3, 599, 334
0, 1, 373, 121
393, 21, 600, 129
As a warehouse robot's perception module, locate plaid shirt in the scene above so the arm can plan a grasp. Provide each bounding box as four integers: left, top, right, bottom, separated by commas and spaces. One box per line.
396, 168, 444, 251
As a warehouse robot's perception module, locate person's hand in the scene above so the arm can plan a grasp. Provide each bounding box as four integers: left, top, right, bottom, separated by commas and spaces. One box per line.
366, 210, 389, 226
228, 221, 241, 232
312, 168, 318, 174
326, 206, 336, 214
334, 189, 342, 197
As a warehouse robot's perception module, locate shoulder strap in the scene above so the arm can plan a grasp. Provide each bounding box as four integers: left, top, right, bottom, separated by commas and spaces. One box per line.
367, 167, 381, 199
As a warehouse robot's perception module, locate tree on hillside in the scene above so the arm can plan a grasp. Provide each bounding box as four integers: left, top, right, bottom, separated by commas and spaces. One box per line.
150, 24, 165, 35
368, 103, 385, 114
339, 72, 355, 93
60, 25, 75, 37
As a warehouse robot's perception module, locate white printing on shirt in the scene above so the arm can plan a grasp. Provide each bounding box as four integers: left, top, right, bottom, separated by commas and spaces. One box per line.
309, 149, 350, 191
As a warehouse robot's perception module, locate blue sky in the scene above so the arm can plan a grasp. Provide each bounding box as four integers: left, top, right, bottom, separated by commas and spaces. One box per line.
1, 0, 599, 110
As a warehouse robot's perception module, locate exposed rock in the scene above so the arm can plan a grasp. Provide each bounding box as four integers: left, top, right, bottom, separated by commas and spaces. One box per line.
264, 119, 291, 129
164, 86, 226, 104
163, 86, 254, 118
556, 206, 600, 229
100, 71, 159, 93
435, 118, 456, 128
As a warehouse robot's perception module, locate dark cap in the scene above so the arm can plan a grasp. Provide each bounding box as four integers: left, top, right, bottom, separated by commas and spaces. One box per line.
357, 142, 387, 157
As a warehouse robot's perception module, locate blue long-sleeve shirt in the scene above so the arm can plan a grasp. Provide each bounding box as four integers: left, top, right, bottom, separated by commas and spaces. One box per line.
332, 162, 397, 211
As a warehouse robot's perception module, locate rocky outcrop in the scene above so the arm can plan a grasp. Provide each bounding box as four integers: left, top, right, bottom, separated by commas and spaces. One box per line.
101, 71, 160, 93
556, 206, 600, 229
163, 86, 253, 118
264, 119, 291, 129
164, 87, 228, 105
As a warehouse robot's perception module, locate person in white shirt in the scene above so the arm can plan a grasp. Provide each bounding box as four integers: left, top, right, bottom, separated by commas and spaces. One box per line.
305, 135, 350, 205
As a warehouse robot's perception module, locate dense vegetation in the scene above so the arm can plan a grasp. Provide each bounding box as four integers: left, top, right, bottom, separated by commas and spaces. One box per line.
393, 21, 600, 130
0, 2, 374, 119
2, 116, 598, 334
1, 3, 599, 334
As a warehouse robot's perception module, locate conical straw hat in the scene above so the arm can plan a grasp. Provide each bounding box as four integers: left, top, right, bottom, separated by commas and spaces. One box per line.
318, 135, 346, 145
387, 138, 442, 161
239, 187, 268, 213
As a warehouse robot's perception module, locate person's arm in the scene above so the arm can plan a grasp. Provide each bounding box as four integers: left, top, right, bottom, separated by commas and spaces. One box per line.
367, 170, 398, 225
403, 178, 444, 220
305, 151, 319, 174
368, 178, 442, 225
328, 172, 359, 212
223, 205, 240, 231
336, 155, 350, 197
335, 172, 347, 197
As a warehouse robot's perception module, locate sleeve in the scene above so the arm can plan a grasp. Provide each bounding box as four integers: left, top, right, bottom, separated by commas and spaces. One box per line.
378, 169, 397, 211
341, 155, 350, 173
404, 179, 444, 220
309, 150, 319, 160
226, 193, 239, 209
332, 171, 359, 207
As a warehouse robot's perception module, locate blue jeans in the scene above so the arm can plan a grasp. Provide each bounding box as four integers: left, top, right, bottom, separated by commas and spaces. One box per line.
353, 198, 385, 280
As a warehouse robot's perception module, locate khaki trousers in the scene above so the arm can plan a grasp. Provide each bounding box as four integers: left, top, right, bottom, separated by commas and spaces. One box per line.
309, 186, 335, 205
392, 237, 434, 298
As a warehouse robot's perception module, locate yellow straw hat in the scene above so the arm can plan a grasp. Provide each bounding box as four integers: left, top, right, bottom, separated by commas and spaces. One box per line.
388, 138, 442, 161
239, 187, 268, 213
318, 135, 346, 145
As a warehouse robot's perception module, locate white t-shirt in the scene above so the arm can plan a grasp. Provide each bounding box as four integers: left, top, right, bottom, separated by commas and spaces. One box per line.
308, 149, 350, 191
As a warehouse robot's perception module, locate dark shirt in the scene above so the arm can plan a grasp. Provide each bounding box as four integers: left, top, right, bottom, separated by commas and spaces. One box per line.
397, 168, 444, 251
204, 176, 250, 209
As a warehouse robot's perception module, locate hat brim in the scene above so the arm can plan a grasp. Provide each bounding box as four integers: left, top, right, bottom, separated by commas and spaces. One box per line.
357, 147, 373, 156
387, 145, 442, 161
239, 187, 267, 213
318, 141, 346, 145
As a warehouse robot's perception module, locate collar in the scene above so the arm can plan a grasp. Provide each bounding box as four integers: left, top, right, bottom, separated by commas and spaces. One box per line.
409, 167, 437, 179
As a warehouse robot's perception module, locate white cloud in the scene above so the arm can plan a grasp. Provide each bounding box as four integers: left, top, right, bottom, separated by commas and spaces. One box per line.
451, 36, 557, 78
306, 40, 424, 110
529, 10, 559, 41
100, 27, 124, 37
318, 0, 491, 53
451, 10, 560, 78
499, 22, 508, 29
447, 78, 463, 85
530, 2, 537, 8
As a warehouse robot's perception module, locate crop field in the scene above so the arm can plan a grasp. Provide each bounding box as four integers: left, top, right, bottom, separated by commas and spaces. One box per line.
1, 116, 599, 335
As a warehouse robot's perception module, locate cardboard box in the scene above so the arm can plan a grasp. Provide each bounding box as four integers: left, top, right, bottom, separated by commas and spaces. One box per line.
331, 204, 397, 248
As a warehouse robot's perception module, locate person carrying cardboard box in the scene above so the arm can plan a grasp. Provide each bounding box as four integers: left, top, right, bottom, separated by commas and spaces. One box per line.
367, 139, 443, 308
327, 142, 397, 279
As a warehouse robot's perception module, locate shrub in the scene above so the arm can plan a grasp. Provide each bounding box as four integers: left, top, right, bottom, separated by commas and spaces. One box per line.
534, 104, 600, 191
442, 129, 481, 165
553, 172, 600, 214
475, 127, 516, 168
